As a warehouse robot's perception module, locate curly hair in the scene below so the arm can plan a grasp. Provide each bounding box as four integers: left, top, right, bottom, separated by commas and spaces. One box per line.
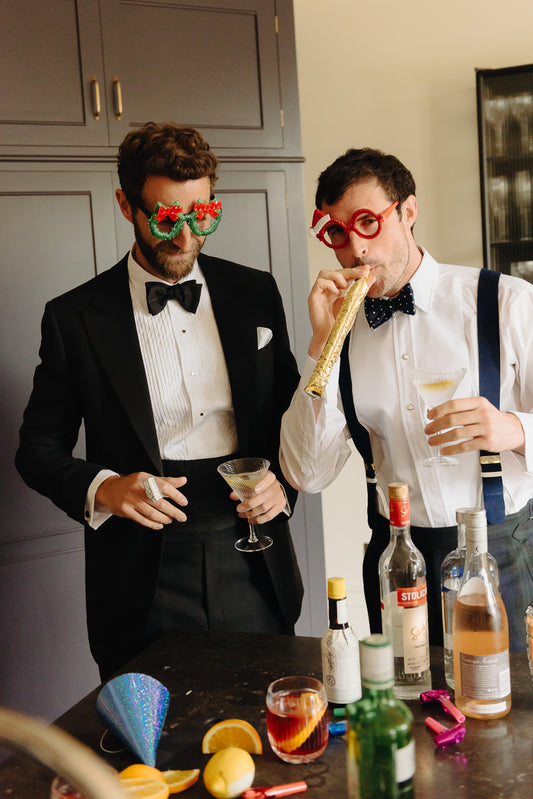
315, 148, 416, 211
117, 122, 219, 208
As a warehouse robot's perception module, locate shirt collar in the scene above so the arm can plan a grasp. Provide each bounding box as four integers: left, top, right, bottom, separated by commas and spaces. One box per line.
409, 248, 439, 315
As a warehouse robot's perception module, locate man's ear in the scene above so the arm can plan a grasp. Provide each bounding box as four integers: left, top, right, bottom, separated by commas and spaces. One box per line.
115, 189, 134, 223
402, 194, 418, 231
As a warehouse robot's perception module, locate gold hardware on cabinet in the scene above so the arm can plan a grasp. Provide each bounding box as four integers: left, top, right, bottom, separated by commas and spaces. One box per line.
90, 77, 100, 120
112, 78, 123, 120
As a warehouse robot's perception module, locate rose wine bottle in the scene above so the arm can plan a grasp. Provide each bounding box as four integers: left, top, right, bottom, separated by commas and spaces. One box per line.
441, 508, 498, 689
379, 482, 431, 699
346, 634, 415, 799
452, 507, 511, 719
321, 576, 361, 705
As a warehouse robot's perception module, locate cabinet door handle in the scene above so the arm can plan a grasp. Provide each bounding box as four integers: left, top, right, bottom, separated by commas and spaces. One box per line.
112, 77, 123, 120
90, 77, 101, 120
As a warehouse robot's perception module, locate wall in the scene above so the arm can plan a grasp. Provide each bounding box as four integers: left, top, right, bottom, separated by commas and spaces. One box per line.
292, 0, 533, 637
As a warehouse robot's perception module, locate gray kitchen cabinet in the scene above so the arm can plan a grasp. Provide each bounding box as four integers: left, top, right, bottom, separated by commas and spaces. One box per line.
1, 0, 298, 156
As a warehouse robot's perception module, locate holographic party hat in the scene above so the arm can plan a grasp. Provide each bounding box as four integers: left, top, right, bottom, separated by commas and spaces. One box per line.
96, 672, 169, 767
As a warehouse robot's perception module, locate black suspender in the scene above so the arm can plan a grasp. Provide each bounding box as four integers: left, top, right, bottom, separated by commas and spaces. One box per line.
477, 268, 505, 523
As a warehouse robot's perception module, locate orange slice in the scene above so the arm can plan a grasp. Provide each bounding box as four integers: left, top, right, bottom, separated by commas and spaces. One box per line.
201, 719, 263, 753
119, 777, 170, 799
161, 769, 201, 794
277, 691, 327, 754
120, 765, 165, 782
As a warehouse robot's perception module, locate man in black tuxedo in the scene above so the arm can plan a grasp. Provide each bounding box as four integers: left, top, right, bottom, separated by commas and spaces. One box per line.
16, 122, 303, 680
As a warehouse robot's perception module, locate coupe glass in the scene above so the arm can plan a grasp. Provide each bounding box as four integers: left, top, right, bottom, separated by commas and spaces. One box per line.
217, 457, 273, 552
409, 367, 467, 467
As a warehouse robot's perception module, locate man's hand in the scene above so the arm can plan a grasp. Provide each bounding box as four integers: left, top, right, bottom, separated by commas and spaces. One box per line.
425, 396, 526, 457
228, 470, 288, 524
308, 267, 373, 360
95, 472, 188, 530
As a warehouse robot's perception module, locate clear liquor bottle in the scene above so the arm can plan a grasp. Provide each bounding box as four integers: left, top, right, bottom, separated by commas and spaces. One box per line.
321, 577, 361, 705
346, 634, 415, 799
452, 507, 511, 719
379, 482, 431, 699
441, 508, 499, 689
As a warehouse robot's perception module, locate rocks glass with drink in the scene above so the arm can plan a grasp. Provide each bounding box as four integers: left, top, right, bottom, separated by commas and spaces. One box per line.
266, 676, 329, 764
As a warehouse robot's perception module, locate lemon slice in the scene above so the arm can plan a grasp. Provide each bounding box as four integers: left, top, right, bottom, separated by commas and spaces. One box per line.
202, 719, 262, 753
161, 769, 201, 794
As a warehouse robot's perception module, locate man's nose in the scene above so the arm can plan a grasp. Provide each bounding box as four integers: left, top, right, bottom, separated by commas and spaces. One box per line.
172, 221, 193, 248
346, 230, 369, 258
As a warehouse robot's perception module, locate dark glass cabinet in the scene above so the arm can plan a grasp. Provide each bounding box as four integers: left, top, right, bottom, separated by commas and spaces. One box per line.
476, 63, 533, 282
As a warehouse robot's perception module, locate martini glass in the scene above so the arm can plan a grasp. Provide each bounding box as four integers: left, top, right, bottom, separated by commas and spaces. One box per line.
217, 457, 273, 552
409, 367, 467, 467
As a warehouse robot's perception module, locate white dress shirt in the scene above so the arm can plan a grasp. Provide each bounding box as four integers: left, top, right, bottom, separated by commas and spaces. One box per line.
280, 250, 533, 527
85, 250, 237, 528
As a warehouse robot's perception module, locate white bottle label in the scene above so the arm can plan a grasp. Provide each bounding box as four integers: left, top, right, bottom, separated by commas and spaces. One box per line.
442, 586, 458, 651
395, 739, 416, 783
321, 628, 362, 703
458, 651, 511, 700
382, 586, 429, 674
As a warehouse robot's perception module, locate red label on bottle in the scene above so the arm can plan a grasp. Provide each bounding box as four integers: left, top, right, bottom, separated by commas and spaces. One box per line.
390, 497, 410, 527
397, 584, 427, 607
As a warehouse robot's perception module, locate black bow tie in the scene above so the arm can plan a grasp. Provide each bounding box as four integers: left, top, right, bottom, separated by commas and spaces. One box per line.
145, 279, 202, 316
364, 283, 416, 329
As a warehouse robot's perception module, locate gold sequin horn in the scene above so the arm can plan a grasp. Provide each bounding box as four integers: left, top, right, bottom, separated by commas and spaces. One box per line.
305, 277, 369, 399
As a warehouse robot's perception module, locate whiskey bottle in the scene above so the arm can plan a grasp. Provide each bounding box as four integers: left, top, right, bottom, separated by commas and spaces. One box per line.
379, 482, 431, 699
321, 577, 361, 704
452, 507, 511, 719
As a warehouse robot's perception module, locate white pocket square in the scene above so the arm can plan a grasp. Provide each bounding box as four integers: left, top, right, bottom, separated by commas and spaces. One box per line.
257, 326, 273, 349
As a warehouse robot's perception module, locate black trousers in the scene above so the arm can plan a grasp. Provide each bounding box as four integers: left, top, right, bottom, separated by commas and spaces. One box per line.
363, 501, 533, 651
143, 455, 293, 646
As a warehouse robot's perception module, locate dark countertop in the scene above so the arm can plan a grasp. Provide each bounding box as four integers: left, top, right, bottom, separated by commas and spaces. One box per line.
1, 630, 532, 798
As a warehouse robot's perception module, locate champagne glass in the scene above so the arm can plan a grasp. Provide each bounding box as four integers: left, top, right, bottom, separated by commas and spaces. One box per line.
217, 457, 273, 552
484, 96, 509, 157
487, 175, 510, 242
514, 170, 533, 241
409, 367, 467, 467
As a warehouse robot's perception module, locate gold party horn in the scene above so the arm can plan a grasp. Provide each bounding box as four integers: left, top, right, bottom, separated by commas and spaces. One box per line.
305, 277, 369, 399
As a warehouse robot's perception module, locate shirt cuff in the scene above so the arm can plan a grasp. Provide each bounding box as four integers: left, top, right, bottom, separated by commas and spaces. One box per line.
510, 411, 533, 474
84, 469, 119, 530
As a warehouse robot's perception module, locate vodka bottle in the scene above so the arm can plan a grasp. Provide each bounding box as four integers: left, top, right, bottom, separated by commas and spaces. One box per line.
346, 634, 415, 799
441, 509, 499, 689
452, 508, 511, 719
321, 577, 362, 704
379, 482, 431, 699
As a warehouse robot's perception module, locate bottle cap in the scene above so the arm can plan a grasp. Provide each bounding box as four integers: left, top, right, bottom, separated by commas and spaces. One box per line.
388, 482, 408, 500
359, 634, 394, 687
327, 577, 346, 600
456, 508, 469, 524
464, 507, 486, 527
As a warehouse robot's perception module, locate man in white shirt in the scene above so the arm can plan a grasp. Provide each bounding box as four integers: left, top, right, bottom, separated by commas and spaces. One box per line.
280, 147, 533, 650
16, 123, 303, 679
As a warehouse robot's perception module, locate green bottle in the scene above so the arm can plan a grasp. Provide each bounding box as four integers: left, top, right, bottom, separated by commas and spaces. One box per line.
346, 634, 415, 799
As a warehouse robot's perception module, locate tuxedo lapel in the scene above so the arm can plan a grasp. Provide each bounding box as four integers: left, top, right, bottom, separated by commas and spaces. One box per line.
81, 258, 163, 474
200, 254, 256, 453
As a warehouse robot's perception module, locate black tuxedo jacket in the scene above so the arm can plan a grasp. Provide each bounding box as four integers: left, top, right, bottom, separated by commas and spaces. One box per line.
16, 253, 303, 667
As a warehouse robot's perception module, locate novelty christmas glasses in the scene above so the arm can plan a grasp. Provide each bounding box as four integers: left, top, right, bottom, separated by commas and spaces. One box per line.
310, 200, 398, 249
141, 197, 223, 240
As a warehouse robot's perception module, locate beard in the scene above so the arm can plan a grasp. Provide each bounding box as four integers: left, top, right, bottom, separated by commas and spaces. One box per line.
132, 217, 204, 282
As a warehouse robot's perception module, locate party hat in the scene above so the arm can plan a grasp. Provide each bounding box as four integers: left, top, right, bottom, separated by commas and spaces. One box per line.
96, 672, 169, 766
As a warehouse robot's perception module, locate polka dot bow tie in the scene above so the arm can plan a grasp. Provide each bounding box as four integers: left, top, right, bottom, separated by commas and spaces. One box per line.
146, 279, 202, 315
364, 282, 416, 329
